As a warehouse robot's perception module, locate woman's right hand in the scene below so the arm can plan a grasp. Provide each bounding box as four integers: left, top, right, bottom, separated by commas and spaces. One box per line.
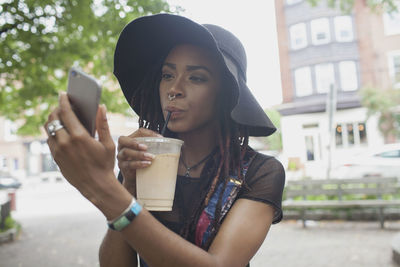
117, 128, 162, 194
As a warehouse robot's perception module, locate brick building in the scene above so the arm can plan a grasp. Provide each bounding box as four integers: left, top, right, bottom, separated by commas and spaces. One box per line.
274, 0, 400, 178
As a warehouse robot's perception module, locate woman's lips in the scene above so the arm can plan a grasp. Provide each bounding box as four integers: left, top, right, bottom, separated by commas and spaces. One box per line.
170, 111, 183, 119
165, 107, 184, 119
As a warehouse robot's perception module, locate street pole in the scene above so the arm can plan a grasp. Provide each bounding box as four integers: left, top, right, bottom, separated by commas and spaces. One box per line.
326, 83, 337, 179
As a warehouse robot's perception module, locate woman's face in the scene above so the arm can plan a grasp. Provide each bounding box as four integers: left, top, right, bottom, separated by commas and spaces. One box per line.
159, 44, 222, 134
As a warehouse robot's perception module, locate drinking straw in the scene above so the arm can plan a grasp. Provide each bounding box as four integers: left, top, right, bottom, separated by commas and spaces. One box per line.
160, 111, 171, 136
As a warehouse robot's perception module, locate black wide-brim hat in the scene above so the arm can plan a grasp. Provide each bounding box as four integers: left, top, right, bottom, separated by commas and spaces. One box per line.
114, 13, 276, 137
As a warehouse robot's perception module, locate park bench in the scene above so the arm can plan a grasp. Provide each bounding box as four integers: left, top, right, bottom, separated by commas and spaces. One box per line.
282, 177, 400, 228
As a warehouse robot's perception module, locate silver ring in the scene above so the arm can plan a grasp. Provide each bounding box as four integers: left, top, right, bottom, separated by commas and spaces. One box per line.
47, 120, 64, 136
168, 94, 176, 101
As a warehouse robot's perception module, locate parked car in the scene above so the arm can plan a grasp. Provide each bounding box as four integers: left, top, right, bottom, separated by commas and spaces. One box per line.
332, 143, 400, 179
40, 171, 64, 182
0, 176, 22, 189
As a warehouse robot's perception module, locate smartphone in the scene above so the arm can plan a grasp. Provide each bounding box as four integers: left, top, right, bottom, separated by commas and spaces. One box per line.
67, 67, 102, 137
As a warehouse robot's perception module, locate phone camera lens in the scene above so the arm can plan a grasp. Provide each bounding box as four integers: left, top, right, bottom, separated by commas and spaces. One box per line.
71, 70, 77, 77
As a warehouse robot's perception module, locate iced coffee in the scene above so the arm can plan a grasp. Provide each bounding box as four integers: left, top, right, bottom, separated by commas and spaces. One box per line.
134, 137, 183, 211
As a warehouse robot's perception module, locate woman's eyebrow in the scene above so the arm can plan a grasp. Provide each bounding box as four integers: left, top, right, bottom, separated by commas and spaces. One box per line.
162, 63, 176, 69
162, 63, 212, 75
186, 65, 211, 74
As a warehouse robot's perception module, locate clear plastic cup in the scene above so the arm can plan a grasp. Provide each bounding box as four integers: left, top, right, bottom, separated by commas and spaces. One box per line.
134, 137, 183, 211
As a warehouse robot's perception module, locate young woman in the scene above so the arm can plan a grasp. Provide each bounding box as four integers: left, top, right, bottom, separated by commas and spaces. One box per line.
45, 14, 285, 267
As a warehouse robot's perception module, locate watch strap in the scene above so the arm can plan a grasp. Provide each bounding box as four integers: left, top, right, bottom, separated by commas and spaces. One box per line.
108, 198, 142, 231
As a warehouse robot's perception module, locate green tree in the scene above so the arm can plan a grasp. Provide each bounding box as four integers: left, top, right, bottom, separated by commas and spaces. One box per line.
307, 0, 398, 13
360, 86, 400, 143
0, 0, 172, 135
264, 109, 283, 151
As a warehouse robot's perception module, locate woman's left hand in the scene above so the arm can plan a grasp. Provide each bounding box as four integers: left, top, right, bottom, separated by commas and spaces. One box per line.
45, 93, 128, 216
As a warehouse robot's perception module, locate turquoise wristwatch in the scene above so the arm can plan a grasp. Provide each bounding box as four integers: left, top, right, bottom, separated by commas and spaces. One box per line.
107, 198, 142, 231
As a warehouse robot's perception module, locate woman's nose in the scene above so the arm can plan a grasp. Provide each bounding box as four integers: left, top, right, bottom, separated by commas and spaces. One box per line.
167, 76, 184, 98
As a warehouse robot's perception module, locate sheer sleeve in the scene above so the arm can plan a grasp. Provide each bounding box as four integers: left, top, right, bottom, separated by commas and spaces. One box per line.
238, 153, 286, 224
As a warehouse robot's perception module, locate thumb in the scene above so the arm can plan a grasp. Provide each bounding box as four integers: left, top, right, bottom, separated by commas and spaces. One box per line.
96, 104, 114, 150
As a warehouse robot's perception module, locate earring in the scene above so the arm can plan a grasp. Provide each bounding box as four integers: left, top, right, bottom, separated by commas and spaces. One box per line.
168, 94, 176, 101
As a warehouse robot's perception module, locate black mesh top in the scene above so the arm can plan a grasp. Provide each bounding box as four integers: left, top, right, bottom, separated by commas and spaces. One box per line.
118, 151, 286, 266
150, 151, 285, 232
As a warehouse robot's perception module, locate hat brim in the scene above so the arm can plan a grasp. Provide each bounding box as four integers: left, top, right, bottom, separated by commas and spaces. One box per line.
114, 13, 276, 137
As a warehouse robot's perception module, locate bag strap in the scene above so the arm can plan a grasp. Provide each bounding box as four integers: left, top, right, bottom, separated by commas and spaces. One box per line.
195, 149, 257, 249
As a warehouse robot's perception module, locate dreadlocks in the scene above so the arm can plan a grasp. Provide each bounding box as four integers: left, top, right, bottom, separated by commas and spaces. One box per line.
132, 59, 250, 247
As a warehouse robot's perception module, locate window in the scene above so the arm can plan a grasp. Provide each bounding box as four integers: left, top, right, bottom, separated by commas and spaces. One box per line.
388, 51, 400, 87
315, 63, 335, 93
358, 123, 367, 144
4, 120, 17, 142
339, 61, 358, 91
305, 135, 315, 161
290, 23, 308, 50
335, 122, 368, 147
335, 124, 343, 147
311, 18, 331, 45
334, 16, 354, 42
1, 157, 7, 170
294, 67, 313, 96
13, 158, 19, 170
383, 6, 400, 35
286, 0, 302, 5
347, 123, 355, 145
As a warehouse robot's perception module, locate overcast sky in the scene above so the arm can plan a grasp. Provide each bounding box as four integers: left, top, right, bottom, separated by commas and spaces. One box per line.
166, 0, 283, 109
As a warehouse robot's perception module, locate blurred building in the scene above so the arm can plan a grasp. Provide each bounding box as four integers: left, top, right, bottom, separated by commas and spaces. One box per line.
274, 0, 400, 178
0, 114, 138, 179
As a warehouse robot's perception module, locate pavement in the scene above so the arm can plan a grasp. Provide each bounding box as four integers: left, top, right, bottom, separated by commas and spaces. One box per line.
254, 220, 400, 267
0, 179, 399, 267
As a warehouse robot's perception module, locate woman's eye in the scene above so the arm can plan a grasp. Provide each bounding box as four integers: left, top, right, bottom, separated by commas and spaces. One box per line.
190, 76, 207, 83
161, 73, 173, 80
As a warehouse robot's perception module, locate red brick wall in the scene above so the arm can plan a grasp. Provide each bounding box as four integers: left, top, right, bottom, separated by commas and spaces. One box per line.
354, 0, 377, 87
275, 0, 293, 103
354, 0, 400, 89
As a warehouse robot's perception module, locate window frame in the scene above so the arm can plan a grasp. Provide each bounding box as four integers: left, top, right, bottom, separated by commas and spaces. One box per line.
310, 17, 331, 45
315, 63, 335, 94
383, 5, 400, 36
286, 0, 303, 5
334, 16, 354, 42
335, 122, 368, 148
294, 66, 313, 97
289, 23, 308, 50
388, 51, 400, 88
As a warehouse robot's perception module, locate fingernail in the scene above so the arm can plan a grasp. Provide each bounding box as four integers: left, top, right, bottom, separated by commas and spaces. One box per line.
142, 161, 152, 166
138, 144, 147, 150
143, 153, 155, 160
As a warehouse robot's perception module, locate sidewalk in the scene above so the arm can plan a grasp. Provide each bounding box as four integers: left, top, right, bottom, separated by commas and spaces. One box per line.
252, 220, 400, 267
1, 180, 399, 267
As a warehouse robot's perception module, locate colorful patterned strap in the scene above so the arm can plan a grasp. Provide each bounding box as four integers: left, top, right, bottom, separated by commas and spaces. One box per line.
195, 149, 256, 249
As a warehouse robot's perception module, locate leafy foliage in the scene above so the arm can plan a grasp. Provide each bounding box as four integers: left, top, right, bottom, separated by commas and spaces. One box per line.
264, 109, 283, 151
360, 86, 400, 143
0, 0, 172, 135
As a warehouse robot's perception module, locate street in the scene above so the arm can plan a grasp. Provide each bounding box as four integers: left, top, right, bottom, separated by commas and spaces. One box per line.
0, 179, 106, 267
0, 179, 399, 267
